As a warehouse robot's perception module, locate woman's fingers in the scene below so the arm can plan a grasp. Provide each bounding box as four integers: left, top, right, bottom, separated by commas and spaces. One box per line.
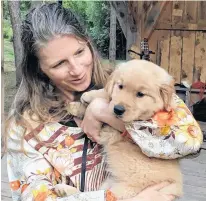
87, 133, 100, 142
148, 181, 171, 191
73, 117, 82, 127
165, 194, 176, 201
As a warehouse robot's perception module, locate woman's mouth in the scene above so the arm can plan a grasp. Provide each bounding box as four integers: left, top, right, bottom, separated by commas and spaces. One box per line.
70, 74, 86, 84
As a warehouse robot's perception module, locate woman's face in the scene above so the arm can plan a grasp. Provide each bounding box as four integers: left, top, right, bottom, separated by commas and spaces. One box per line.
39, 35, 93, 93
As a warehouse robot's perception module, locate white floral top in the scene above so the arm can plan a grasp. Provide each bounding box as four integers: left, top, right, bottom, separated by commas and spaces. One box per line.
7, 121, 116, 201
126, 95, 203, 159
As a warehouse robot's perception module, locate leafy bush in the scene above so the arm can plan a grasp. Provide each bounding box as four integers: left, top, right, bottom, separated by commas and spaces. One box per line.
3, 20, 13, 41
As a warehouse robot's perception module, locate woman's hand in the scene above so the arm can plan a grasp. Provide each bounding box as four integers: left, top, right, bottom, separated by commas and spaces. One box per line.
74, 98, 125, 142
120, 182, 175, 201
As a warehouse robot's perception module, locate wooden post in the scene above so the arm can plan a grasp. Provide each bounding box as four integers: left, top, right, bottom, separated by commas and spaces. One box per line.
110, 1, 137, 60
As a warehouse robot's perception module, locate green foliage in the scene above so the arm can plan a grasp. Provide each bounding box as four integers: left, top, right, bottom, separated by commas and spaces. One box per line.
63, 1, 87, 21
63, 1, 110, 58
3, 20, 13, 41
85, 1, 110, 57
3, 1, 31, 41
3, 0, 125, 60
20, 1, 31, 20
4, 39, 14, 62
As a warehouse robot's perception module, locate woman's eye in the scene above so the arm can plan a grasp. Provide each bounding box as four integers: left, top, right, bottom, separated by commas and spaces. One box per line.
136, 92, 144, 97
52, 60, 65, 68
118, 84, 123, 89
75, 48, 84, 56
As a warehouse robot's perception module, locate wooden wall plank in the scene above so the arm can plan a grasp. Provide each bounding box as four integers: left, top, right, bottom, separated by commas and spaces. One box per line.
148, 30, 158, 63
198, 1, 206, 22
158, 1, 172, 24
153, 2, 172, 69
155, 22, 206, 31
181, 31, 195, 86
183, 1, 198, 24
195, 32, 206, 83
143, 1, 167, 39
169, 30, 182, 83
159, 32, 170, 71
172, 1, 185, 24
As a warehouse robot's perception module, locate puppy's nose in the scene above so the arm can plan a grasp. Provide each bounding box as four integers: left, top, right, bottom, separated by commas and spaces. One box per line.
114, 105, 125, 116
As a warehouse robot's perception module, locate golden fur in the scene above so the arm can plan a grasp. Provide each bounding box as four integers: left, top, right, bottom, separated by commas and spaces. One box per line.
67, 60, 183, 199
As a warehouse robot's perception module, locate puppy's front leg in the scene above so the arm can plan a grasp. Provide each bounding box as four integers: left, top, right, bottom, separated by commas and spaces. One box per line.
110, 182, 140, 199
159, 182, 183, 198
81, 89, 110, 105
66, 102, 86, 119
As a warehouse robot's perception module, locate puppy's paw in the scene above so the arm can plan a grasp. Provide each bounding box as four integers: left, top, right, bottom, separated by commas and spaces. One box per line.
54, 184, 79, 197
81, 92, 94, 105
66, 102, 86, 119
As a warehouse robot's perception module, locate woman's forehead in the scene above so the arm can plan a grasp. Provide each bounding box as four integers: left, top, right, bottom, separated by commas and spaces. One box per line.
38, 35, 87, 61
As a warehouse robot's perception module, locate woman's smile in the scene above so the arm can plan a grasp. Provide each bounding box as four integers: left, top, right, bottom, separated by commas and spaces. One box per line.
69, 74, 86, 84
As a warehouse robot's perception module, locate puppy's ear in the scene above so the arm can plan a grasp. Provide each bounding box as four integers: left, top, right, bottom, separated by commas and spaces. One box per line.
105, 72, 115, 97
160, 79, 175, 111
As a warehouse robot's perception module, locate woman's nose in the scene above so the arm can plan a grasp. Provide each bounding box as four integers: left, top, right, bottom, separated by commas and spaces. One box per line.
68, 58, 83, 76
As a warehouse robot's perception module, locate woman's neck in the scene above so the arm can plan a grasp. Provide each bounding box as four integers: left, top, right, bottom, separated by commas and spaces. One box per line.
58, 82, 97, 104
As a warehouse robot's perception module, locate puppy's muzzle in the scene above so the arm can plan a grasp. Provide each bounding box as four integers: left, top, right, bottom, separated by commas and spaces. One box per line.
114, 105, 125, 116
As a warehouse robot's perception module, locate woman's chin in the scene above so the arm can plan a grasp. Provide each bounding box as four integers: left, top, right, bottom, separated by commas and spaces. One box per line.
74, 81, 91, 92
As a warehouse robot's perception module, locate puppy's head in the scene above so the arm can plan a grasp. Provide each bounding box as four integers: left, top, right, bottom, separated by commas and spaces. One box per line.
105, 60, 175, 122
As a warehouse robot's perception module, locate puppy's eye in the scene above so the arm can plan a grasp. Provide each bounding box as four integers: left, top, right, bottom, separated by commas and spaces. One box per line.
118, 84, 123, 89
136, 92, 144, 97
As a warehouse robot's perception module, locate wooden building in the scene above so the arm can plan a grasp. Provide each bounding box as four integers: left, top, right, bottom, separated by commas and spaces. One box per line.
112, 1, 206, 86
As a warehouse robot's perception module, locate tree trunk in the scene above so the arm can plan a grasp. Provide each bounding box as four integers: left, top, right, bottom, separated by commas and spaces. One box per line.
8, 0, 23, 86
1, 0, 5, 155
109, 3, 116, 66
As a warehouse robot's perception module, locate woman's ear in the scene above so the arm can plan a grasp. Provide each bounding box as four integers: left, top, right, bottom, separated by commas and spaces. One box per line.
105, 72, 115, 98
160, 79, 175, 111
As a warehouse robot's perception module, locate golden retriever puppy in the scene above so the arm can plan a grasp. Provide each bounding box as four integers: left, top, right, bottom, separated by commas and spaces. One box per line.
67, 60, 183, 199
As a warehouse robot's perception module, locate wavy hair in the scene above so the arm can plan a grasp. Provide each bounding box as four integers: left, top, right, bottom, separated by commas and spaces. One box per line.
6, 3, 112, 128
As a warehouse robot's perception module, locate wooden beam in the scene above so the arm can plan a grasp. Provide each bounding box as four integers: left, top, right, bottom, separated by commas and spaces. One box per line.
155, 22, 206, 31
110, 1, 137, 37
110, 1, 137, 60
143, 1, 168, 40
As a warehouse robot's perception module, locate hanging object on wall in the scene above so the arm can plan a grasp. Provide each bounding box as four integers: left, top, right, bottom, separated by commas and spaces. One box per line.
128, 38, 155, 61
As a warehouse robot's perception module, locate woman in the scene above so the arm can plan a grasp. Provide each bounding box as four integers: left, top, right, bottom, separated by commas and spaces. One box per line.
6, 3, 176, 201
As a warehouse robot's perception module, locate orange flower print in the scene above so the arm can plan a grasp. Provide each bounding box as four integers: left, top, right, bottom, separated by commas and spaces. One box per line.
46, 148, 74, 175
65, 136, 75, 147
54, 168, 61, 180
106, 190, 117, 201
34, 191, 48, 201
21, 184, 29, 193
32, 184, 50, 201
10, 180, 21, 191
153, 109, 177, 127
187, 125, 199, 138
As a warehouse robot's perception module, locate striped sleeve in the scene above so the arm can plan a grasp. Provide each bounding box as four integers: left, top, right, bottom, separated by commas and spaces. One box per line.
7, 120, 115, 201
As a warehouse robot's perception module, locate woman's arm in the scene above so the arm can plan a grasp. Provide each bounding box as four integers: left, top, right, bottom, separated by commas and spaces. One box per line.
75, 98, 125, 142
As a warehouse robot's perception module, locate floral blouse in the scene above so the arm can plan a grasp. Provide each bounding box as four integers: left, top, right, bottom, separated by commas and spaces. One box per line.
7, 95, 203, 201
7, 121, 116, 201
126, 95, 203, 159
